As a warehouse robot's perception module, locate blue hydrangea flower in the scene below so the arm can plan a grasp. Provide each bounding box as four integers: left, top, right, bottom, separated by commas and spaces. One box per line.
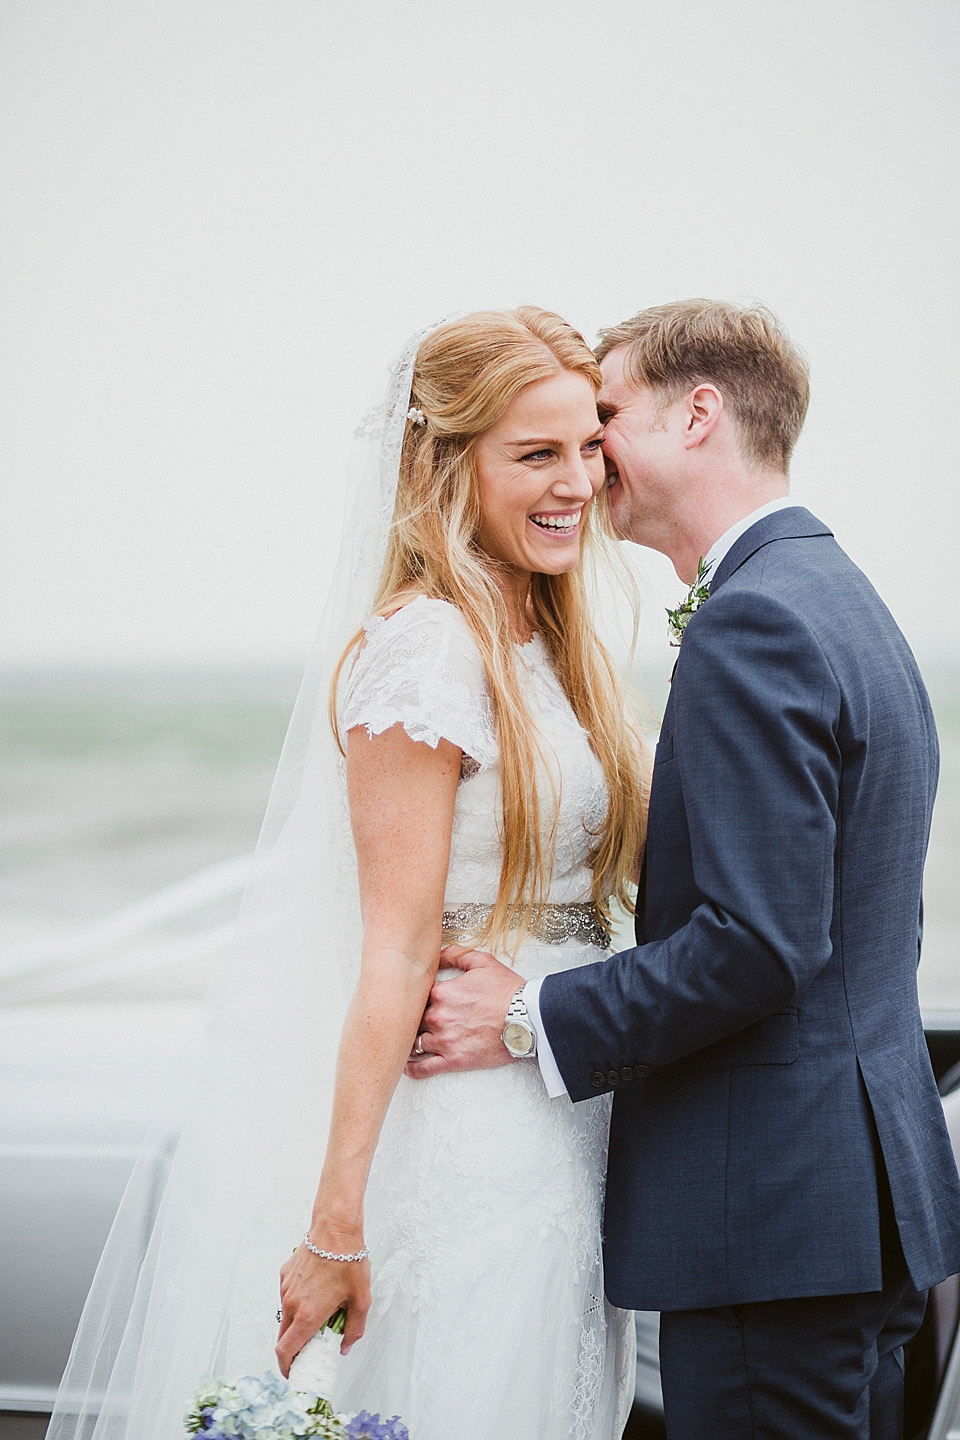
204, 1371, 323, 1439
187, 1372, 408, 1439
345, 1413, 409, 1440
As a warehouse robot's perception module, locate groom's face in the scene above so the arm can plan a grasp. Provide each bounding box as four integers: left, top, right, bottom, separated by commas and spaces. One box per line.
597, 346, 681, 545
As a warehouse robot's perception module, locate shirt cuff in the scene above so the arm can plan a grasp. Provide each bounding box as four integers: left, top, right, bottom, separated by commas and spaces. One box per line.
523, 978, 569, 1099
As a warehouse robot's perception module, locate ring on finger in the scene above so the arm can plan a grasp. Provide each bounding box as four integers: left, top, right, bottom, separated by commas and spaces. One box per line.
413, 1034, 425, 1056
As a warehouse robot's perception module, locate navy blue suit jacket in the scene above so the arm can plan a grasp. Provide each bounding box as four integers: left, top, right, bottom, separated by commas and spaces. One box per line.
540, 507, 960, 1310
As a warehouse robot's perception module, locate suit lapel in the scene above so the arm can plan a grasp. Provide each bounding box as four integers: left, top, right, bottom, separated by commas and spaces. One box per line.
634, 846, 648, 942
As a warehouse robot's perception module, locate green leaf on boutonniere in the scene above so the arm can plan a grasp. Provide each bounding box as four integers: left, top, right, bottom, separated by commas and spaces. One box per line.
666, 556, 712, 647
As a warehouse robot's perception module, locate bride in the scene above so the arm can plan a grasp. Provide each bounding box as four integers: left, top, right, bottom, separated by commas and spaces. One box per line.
47, 308, 647, 1440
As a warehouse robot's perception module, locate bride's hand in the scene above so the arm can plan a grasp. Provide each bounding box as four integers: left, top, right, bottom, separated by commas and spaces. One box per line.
275, 1238, 371, 1376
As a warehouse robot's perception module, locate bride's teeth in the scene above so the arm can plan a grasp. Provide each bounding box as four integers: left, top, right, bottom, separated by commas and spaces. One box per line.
531, 513, 579, 530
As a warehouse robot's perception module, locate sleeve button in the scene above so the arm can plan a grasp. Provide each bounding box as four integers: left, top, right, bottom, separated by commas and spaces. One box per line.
607, 1069, 621, 1086
620, 1066, 633, 1082
591, 1071, 606, 1088
634, 1063, 651, 1078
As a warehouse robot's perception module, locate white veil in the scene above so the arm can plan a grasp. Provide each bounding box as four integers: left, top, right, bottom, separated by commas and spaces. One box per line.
46, 323, 443, 1440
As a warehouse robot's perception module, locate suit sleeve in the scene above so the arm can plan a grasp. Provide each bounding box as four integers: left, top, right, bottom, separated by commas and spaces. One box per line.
539, 588, 842, 1103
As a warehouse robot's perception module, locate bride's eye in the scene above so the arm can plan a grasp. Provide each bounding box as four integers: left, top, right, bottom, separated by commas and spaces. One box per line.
582, 437, 604, 455
521, 448, 554, 463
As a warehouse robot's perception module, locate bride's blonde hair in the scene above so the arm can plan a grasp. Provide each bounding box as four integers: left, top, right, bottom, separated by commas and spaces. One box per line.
334, 307, 648, 945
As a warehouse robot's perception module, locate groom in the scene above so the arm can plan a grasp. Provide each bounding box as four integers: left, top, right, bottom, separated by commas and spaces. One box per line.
409, 300, 960, 1437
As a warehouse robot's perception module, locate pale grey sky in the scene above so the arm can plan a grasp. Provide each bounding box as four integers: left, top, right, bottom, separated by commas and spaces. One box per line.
2, 0, 958, 665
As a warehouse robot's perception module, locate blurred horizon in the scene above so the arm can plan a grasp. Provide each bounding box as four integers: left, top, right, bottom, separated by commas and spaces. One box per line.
3, 654, 960, 1011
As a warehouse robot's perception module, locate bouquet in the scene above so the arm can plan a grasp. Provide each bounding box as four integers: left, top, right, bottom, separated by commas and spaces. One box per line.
185, 1313, 408, 1440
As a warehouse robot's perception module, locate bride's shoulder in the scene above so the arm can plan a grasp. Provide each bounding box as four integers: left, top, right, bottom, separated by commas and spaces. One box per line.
361, 592, 479, 659
345, 592, 486, 696
341, 593, 495, 762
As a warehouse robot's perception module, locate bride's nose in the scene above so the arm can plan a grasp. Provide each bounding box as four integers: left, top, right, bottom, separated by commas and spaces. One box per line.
552, 455, 598, 501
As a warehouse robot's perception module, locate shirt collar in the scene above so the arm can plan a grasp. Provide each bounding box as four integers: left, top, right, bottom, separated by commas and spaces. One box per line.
701, 496, 798, 585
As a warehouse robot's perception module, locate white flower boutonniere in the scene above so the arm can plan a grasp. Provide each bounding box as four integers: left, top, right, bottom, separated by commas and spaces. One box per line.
666, 557, 712, 647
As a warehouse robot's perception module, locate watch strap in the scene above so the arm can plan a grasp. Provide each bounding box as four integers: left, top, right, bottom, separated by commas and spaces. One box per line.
505, 985, 530, 1026
502, 984, 537, 1059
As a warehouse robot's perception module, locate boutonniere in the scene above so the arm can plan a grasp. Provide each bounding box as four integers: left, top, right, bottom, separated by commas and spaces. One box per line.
666, 557, 712, 647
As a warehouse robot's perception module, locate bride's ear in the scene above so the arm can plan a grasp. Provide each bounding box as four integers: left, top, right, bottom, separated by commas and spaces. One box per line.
682, 385, 723, 450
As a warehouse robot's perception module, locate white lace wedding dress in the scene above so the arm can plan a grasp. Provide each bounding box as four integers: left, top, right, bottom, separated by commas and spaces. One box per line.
333, 595, 635, 1440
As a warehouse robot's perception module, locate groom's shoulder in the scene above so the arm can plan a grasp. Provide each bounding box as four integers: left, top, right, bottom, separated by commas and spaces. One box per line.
700, 519, 908, 669
714, 508, 880, 606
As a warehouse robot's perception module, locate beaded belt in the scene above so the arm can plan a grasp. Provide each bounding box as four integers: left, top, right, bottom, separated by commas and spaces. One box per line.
441, 900, 610, 951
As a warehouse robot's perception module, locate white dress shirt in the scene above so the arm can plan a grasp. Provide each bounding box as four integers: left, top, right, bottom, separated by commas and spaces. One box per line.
526, 495, 800, 1099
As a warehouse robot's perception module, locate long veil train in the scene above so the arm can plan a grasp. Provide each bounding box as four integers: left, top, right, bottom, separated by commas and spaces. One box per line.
46, 327, 434, 1440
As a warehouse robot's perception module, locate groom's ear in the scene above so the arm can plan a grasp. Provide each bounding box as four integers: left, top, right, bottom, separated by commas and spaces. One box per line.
682, 384, 724, 449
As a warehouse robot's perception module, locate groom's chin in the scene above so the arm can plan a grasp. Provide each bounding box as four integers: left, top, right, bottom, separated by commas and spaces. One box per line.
607, 498, 636, 545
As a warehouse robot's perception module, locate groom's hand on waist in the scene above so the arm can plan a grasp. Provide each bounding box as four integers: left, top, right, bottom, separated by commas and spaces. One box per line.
405, 944, 522, 1077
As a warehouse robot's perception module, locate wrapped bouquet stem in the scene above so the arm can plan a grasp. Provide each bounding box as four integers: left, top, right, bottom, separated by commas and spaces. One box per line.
287, 1309, 345, 1400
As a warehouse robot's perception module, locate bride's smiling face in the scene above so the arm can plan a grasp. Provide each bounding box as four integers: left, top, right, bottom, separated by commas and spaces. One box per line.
472, 369, 605, 580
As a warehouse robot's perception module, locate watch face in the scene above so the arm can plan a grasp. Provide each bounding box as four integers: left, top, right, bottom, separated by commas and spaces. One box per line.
503, 1021, 535, 1057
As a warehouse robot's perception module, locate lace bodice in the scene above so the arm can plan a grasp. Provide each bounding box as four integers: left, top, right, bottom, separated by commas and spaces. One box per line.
340, 595, 609, 916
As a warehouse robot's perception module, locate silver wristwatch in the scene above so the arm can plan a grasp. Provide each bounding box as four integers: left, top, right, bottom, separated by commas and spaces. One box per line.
502, 985, 537, 1060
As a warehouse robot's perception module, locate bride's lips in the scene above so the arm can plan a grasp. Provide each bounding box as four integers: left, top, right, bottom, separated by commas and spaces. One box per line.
528, 508, 583, 535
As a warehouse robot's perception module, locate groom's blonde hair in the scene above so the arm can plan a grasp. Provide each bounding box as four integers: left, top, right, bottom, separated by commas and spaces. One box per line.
597, 299, 810, 472
334, 307, 648, 949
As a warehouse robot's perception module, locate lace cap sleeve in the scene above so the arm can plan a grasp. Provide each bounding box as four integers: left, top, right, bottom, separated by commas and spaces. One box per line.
339, 596, 497, 768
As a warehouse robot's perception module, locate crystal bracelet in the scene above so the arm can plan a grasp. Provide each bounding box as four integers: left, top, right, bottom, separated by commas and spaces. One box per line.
301, 1234, 370, 1263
